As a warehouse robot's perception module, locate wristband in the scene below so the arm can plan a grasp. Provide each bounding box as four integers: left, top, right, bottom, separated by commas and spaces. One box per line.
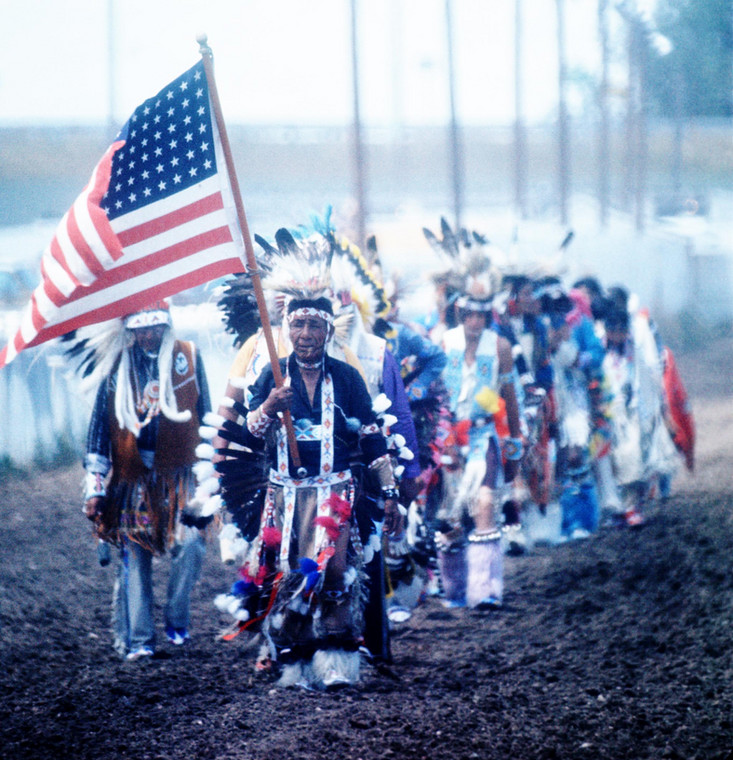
246, 406, 274, 438
381, 487, 399, 501
502, 437, 524, 461
84, 471, 106, 500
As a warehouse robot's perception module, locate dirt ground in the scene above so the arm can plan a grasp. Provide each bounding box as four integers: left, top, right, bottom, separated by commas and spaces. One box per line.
1, 337, 732, 760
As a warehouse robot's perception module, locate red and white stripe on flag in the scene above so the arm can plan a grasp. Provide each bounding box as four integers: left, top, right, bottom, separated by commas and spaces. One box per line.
0, 62, 245, 369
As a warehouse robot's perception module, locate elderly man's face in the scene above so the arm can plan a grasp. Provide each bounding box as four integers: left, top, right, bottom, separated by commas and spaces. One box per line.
290, 315, 329, 363
133, 325, 167, 358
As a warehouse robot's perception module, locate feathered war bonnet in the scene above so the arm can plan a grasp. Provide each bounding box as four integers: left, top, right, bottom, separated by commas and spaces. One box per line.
256, 207, 390, 346
423, 217, 502, 317
328, 233, 391, 343
58, 299, 190, 436
252, 222, 339, 354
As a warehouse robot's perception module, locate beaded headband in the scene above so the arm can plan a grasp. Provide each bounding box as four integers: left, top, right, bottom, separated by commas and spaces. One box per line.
286, 306, 334, 326
455, 295, 494, 313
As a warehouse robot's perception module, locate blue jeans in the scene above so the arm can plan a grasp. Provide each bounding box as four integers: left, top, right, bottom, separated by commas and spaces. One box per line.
113, 527, 206, 654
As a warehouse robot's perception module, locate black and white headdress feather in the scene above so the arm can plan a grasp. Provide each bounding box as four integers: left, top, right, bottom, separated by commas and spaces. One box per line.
423, 217, 503, 307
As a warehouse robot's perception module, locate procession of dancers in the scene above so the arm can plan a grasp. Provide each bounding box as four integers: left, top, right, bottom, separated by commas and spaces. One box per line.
74, 211, 694, 689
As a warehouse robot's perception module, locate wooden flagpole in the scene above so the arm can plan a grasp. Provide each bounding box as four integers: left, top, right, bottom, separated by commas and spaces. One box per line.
197, 34, 303, 473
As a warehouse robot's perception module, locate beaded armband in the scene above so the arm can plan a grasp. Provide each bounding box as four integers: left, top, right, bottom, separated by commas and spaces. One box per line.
84, 471, 107, 501
246, 406, 274, 438
368, 454, 396, 489
359, 421, 382, 438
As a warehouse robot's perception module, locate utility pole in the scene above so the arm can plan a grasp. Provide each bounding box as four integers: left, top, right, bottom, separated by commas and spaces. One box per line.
671, 58, 685, 206
349, 0, 367, 251
597, 0, 611, 227
445, 0, 464, 232
107, 0, 117, 140
514, 0, 528, 220
617, 0, 673, 233
556, 0, 571, 227
631, 18, 647, 232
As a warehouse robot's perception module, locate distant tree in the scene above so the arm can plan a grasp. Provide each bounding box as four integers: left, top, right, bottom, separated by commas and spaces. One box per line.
648, 0, 732, 117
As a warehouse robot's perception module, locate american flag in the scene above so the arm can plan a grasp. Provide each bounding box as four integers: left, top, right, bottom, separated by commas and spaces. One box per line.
0, 60, 246, 369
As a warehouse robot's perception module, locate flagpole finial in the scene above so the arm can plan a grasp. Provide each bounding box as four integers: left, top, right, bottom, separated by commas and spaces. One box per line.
197, 33, 211, 57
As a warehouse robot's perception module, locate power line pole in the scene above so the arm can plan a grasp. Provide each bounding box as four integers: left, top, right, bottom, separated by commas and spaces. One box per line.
514, 0, 528, 220
630, 17, 648, 232
597, 0, 611, 227
617, 0, 673, 233
107, 0, 117, 140
349, 0, 367, 251
556, 0, 571, 227
445, 0, 464, 231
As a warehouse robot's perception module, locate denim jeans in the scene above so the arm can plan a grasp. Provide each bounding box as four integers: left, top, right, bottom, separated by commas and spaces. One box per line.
113, 526, 206, 654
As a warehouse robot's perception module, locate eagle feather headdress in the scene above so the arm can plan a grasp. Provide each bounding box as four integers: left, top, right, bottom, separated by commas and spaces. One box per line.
257, 226, 334, 301
423, 217, 503, 305
221, 208, 390, 347
304, 207, 390, 327
216, 219, 339, 347
58, 318, 132, 401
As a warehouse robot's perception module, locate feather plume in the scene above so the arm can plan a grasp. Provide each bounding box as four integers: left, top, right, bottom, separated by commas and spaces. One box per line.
216, 274, 264, 349
201, 493, 223, 517
58, 318, 130, 399
262, 526, 282, 548
313, 516, 341, 541
372, 393, 392, 414
330, 234, 390, 324
259, 227, 334, 300
196, 442, 215, 460
192, 459, 216, 482
423, 217, 503, 301
202, 411, 226, 428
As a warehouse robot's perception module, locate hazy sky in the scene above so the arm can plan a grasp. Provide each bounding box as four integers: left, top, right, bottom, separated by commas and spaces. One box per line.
0, 0, 618, 128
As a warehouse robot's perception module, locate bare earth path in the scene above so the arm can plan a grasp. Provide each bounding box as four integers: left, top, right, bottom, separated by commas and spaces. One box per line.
1, 337, 731, 760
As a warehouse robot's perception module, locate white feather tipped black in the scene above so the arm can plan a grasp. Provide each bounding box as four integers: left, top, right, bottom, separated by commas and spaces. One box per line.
423, 217, 504, 300
193, 459, 216, 482
203, 411, 226, 428
59, 318, 130, 399
195, 442, 215, 460
195, 476, 221, 501
200, 493, 223, 517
